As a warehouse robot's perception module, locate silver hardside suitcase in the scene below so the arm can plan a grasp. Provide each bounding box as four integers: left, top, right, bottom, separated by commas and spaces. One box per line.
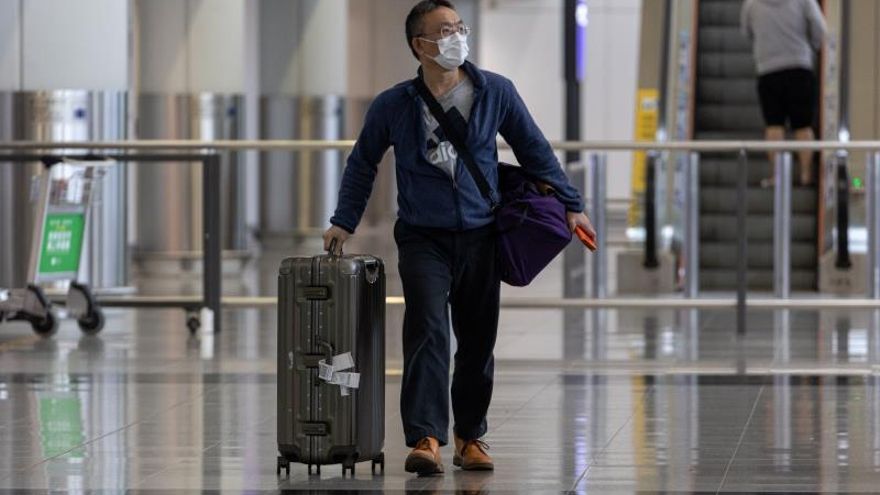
276, 251, 385, 477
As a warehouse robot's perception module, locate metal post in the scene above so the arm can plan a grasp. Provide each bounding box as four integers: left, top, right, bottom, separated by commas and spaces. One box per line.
774, 152, 792, 299
684, 152, 700, 298
736, 150, 748, 336
203, 154, 222, 333
562, 0, 587, 360
869, 152, 880, 298
872, 309, 880, 365
589, 153, 607, 298
836, 153, 852, 269
644, 152, 659, 268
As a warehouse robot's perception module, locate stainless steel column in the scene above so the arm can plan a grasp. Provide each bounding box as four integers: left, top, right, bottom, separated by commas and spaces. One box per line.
588, 153, 607, 298
0, 160, 39, 288
135, 93, 246, 254
0, 90, 130, 291
868, 152, 880, 298
0, 92, 25, 288
774, 152, 793, 298
195, 94, 247, 252
684, 152, 700, 298
86, 92, 129, 290
259, 95, 345, 243
135, 94, 197, 254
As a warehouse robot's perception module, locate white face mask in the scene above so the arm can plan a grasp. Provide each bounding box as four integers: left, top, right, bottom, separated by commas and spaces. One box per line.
421, 33, 469, 70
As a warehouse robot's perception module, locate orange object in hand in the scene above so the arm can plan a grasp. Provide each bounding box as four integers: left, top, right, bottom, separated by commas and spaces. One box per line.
575, 225, 597, 252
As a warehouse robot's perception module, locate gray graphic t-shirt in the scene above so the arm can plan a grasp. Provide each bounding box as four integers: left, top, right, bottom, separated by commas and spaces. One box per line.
422, 75, 474, 179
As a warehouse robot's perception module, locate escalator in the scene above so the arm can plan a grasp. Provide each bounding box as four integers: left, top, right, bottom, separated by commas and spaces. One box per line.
695, 0, 818, 291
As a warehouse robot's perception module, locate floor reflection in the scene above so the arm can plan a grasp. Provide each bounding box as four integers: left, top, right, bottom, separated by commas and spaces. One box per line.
4, 276, 880, 491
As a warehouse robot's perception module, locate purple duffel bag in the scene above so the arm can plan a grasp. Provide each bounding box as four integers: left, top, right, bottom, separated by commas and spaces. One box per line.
495, 163, 572, 286
414, 77, 574, 287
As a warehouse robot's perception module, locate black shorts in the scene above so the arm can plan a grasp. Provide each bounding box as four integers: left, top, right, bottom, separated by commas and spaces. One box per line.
757, 68, 816, 129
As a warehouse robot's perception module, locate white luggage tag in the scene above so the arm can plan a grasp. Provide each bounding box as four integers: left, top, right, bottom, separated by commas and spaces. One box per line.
318, 361, 335, 381
317, 352, 360, 395
331, 352, 355, 372
332, 372, 361, 388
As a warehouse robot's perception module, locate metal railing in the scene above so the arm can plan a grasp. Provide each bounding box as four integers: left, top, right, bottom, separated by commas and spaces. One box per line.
3, 139, 880, 336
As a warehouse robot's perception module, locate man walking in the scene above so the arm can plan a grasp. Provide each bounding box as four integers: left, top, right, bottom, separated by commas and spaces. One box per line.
741, 0, 827, 186
324, 0, 595, 475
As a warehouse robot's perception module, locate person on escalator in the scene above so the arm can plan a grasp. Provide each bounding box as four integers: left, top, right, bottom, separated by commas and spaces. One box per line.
741, 0, 827, 187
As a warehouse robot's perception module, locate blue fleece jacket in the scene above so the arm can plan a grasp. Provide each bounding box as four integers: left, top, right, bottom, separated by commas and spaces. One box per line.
330, 61, 584, 233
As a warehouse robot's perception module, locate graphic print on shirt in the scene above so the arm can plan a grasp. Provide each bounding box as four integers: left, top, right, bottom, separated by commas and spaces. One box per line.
424, 107, 461, 179
421, 75, 474, 179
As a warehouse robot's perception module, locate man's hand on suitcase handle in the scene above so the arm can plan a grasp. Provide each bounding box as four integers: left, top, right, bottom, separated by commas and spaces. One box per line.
323, 225, 350, 256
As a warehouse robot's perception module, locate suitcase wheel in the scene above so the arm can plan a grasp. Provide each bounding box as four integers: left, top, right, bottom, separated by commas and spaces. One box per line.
276, 456, 290, 477
186, 312, 201, 335
371, 453, 385, 475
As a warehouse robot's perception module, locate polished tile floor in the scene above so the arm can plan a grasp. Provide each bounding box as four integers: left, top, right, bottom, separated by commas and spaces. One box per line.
3, 244, 880, 492
4, 305, 880, 493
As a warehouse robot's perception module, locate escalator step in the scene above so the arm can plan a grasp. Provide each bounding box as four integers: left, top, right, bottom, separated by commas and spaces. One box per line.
699, 0, 745, 27
696, 104, 764, 132
700, 187, 818, 215
698, 26, 752, 53
700, 241, 817, 270
700, 214, 817, 243
699, 53, 756, 78
698, 78, 760, 105
699, 157, 771, 186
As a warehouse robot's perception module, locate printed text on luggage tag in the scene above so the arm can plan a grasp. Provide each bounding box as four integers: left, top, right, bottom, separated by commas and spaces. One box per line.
318, 352, 361, 396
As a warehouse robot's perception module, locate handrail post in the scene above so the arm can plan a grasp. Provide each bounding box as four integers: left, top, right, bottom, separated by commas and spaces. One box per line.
684, 152, 700, 298
835, 152, 852, 269
643, 152, 659, 268
774, 151, 792, 299
868, 152, 880, 298
588, 153, 608, 298
736, 150, 748, 336
203, 153, 222, 333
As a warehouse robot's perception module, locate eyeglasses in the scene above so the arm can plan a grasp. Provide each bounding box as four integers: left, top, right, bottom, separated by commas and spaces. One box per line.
417, 22, 471, 39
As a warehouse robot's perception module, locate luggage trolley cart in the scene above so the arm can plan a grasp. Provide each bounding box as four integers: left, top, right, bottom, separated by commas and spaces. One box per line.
0, 157, 110, 337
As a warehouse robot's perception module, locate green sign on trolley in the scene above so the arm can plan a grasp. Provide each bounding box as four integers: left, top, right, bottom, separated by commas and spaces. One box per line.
38, 212, 85, 276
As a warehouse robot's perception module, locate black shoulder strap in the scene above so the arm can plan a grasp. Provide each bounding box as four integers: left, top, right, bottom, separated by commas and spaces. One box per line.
413, 76, 497, 209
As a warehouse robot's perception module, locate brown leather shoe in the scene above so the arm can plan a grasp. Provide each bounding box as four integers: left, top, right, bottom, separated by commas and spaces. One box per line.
453, 436, 494, 471
405, 437, 444, 475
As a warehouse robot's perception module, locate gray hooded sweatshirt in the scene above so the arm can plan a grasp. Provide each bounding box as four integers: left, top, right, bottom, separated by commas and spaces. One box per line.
741, 0, 827, 75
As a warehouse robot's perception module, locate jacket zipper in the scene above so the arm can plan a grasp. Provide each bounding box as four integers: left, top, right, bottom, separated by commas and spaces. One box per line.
451, 174, 464, 231
457, 82, 484, 230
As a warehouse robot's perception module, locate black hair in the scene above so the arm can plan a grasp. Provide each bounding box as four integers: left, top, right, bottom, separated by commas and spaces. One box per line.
405, 0, 456, 60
